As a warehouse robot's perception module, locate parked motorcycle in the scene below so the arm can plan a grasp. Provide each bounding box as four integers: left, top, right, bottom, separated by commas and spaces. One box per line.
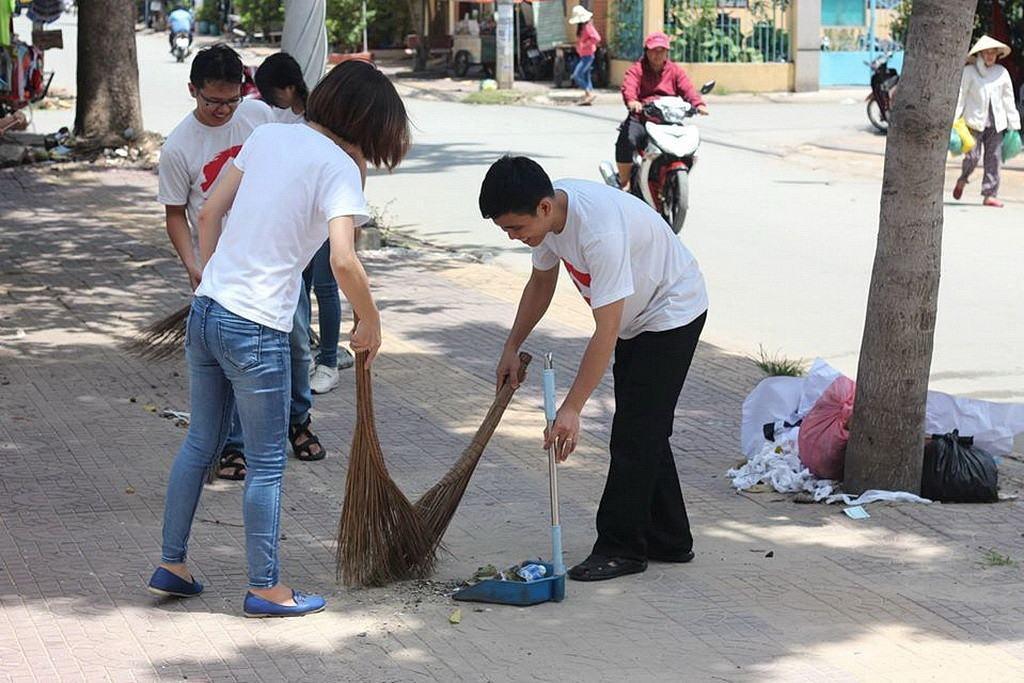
599, 81, 715, 234
866, 52, 898, 133
171, 31, 192, 63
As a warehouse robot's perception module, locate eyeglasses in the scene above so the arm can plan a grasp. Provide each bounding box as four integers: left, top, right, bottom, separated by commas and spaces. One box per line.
196, 91, 243, 110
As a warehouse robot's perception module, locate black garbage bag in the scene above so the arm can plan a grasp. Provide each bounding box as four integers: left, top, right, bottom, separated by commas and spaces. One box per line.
921, 430, 999, 503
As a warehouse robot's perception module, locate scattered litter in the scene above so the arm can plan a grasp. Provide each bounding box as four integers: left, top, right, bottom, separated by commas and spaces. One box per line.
448, 608, 462, 625
124, 486, 135, 495
827, 490, 930, 506
159, 409, 190, 427
728, 437, 837, 501
143, 404, 157, 414
764, 550, 775, 558
843, 505, 870, 520
728, 437, 931, 506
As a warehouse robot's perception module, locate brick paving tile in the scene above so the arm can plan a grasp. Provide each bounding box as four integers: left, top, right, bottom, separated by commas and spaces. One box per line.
2, 164, 1024, 681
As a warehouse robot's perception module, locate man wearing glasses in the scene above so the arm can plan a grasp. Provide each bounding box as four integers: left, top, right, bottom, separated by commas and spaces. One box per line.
158, 45, 327, 479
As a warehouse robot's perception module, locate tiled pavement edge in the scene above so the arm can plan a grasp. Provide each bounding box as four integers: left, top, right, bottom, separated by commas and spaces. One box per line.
2, 164, 1024, 682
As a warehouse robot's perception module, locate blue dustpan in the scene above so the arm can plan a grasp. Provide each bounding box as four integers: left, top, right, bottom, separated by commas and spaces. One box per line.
453, 562, 565, 606
452, 353, 566, 607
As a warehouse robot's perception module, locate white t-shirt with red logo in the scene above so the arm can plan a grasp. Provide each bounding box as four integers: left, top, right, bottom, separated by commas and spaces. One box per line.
531, 179, 708, 340
195, 123, 370, 332
157, 98, 275, 260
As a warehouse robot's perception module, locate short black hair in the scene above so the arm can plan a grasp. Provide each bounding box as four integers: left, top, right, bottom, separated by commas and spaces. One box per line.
255, 52, 309, 108
478, 156, 555, 219
306, 60, 410, 171
190, 45, 244, 89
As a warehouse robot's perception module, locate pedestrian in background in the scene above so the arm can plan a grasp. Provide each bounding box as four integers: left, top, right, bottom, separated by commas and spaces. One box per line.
953, 35, 1020, 208
569, 5, 600, 106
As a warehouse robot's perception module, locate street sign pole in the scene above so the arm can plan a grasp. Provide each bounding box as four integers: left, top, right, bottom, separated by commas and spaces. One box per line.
496, 0, 514, 89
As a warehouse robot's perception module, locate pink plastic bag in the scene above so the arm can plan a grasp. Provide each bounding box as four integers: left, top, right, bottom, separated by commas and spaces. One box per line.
798, 376, 856, 480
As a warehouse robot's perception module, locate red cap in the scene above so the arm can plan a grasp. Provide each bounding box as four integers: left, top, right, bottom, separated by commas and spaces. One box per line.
644, 32, 671, 50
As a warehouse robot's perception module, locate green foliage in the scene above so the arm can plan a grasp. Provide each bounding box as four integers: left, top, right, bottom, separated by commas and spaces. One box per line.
752, 346, 807, 377
326, 0, 375, 52
197, 0, 219, 25
463, 89, 526, 105
889, 0, 911, 46
612, 0, 645, 61
667, 0, 792, 64
980, 549, 1016, 567
235, 0, 283, 36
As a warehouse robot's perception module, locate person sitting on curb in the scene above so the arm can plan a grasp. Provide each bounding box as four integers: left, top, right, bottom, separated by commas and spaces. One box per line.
157, 45, 326, 481
481, 156, 709, 582
616, 32, 708, 189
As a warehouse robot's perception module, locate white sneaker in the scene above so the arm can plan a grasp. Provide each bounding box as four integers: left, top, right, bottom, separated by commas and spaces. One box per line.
309, 363, 340, 394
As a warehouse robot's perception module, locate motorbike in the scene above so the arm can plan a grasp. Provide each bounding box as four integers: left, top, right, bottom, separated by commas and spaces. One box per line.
866, 52, 899, 133
599, 81, 715, 234
171, 31, 192, 63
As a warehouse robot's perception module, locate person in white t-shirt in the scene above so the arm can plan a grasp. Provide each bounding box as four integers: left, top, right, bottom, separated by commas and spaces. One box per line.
148, 60, 410, 617
255, 52, 357, 393
481, 156, 709, 583
157, 45, 326, 480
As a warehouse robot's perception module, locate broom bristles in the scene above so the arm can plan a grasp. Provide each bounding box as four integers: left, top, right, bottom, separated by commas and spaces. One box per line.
122, 304, 190, 361
337, 351, 434, 586
414, 352, 532, 552
337, 351, 532, 587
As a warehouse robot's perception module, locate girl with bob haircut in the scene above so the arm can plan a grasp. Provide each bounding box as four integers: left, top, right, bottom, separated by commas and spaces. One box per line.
147, 60, 410, 618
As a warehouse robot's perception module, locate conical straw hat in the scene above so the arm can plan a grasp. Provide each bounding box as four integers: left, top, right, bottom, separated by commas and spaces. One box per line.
969, 34, 1011, 59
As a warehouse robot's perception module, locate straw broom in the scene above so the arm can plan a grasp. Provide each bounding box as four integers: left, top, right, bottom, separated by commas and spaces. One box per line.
414, 352, 532, 553
337, 351, 532, 586
122, 303, 190, 361
337, 350, 435, 586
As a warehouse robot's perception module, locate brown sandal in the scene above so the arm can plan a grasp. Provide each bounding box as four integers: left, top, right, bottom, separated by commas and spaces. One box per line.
216, 449, 247, 480
289, 417, 326, 462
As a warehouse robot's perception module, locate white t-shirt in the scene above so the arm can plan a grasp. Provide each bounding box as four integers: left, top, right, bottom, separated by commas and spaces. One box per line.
156, 99, 275, 260
195, 123, 370, 332
531, 179, 708, 340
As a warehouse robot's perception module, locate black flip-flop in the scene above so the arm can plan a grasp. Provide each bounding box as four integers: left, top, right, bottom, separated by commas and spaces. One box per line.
568, 555, 647, 582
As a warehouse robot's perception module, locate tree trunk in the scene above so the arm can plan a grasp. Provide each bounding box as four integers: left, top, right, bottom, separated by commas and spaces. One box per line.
843, 0, 977, 494
74, 0, 143, 141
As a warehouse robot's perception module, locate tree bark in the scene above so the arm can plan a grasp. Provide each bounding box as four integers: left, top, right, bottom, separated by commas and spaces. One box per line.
844, 0, 977, 494
74, 0, 143, 141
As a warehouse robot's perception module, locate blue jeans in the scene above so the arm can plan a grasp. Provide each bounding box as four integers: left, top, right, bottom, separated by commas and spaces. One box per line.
572, 55, 594, 92
302, 241, 341, 367
161, 297, 291, 587
222, 283, 313, 451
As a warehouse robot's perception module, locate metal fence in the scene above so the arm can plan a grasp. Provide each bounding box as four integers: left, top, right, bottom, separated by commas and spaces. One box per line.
664, 0, 791, 64
611, 0, 645, 61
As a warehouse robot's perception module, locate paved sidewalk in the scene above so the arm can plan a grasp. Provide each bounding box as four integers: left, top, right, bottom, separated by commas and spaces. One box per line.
2, 164, 1024, 681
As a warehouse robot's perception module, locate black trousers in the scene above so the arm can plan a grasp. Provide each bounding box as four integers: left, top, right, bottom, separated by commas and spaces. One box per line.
615, 115, 648, 163
592, 311, 706, 562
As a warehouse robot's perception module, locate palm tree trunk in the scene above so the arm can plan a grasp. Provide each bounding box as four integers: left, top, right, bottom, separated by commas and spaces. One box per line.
844, 0, 977, 494
74, 0, 143, 142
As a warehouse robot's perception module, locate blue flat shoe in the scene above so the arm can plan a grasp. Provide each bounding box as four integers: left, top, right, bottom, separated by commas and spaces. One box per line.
243, 590, 326, 618
147, 567, 204, 598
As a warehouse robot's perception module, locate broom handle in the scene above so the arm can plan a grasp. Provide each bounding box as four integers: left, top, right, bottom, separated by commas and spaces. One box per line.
543, 352, 564, 577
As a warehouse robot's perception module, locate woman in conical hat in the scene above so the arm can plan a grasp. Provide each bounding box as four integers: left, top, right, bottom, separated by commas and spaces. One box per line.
952, 35, 1019, 207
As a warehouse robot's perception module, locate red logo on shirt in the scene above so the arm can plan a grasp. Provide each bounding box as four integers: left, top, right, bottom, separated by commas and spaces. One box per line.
562, 259, 592, 304
200, 145, 243, 192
